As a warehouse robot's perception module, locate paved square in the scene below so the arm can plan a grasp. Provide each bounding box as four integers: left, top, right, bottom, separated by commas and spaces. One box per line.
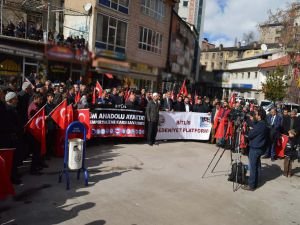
1, 141, 300, 225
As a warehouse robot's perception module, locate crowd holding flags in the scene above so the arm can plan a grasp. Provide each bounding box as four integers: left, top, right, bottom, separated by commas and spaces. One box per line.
23, 99, 91, 157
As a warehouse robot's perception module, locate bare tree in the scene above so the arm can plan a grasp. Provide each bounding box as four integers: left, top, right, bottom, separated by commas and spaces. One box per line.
262, 3, 300, 103
242, 31, 255, 45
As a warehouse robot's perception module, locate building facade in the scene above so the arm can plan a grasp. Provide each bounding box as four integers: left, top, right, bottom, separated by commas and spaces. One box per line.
64, 0, 178, 91
177, 0, 205, 34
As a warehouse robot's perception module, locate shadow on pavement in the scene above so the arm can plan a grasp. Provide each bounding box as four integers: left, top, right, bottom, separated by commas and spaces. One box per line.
259, 163, 283, 187
0, 140, 131, 225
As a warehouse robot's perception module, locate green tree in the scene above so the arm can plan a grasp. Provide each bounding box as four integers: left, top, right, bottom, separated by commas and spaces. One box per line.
262, 66, 289, 102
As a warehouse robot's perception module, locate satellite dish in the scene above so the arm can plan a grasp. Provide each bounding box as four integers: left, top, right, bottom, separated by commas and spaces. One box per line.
84, 3, 92, 12
261, 44, 268, 51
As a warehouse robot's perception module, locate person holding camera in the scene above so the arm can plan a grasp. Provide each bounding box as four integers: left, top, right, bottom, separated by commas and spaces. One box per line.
243, 109, 268, 191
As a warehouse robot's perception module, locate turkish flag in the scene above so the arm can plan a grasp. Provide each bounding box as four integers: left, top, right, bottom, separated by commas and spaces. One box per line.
95, 81, 103, 97
75, 92, 81, 104
49, 99, 74, 130
178, 80, 188, 97
74, 109, 91, 139
276, 134, 289, 158
24, 106, 46, 155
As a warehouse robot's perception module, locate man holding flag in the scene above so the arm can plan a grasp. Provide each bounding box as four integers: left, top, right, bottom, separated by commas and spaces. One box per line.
25, 93, 47, 175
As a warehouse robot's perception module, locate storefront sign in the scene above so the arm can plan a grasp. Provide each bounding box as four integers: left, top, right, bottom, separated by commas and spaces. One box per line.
95, 49, 126, 60
130, 62, 158, 75
93, 57, 129, 72
90, 108, 145, 138
49, 63, 69, 74
0, 45, 43, 60
232, 83, 253, 89
47, 45, 74, 60
157, 112, 211, 140
0, 59, 22, 76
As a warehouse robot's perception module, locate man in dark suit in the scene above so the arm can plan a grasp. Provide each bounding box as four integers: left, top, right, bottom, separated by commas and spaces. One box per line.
243, 109, 268, 191
174, 96, 185, 112
263, 108, 282, 161
161, 91, 173, 111
146, 93, 160, 146
282, 109, 300, 134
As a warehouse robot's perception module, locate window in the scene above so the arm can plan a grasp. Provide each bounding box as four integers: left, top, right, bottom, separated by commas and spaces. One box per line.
141, 0, 165, 21
255, 72, 258, 79
220, 52, 223, 58
95, 13, 127, 54
99, 0, 129, 14
248, 72, 250, 79
211, 62, 215, 70
205, 53, 209, 59
241, 73, 244, 79
138, 26, 162, 54
219, 62, 223, 69
212, 53, 216, 59
183, 1, 188, 7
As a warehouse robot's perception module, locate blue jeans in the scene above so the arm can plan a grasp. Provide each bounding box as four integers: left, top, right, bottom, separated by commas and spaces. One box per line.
249, 148, 264, 189
265, 141, 276, 159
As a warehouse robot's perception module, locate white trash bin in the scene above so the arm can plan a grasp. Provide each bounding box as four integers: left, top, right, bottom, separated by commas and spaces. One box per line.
68, 138, 84, 170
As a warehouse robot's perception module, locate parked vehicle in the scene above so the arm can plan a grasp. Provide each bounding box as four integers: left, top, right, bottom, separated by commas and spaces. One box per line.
260, 100, 272, 109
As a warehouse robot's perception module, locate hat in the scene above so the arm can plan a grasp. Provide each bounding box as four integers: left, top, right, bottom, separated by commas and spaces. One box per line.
22, 82, 31, 91
5, 92, 17, 102
152, 92, 159, 97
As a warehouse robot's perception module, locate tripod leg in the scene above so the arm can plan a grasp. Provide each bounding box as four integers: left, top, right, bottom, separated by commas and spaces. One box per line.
201, 147, 221, 178
211, 148, 226, 173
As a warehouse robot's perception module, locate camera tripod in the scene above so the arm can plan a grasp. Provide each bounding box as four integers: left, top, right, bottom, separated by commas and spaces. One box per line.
202, 122, 246, 192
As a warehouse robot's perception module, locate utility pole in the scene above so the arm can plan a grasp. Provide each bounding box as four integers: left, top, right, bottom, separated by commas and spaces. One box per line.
0, 0, 3, 35
46, 2, 50, 42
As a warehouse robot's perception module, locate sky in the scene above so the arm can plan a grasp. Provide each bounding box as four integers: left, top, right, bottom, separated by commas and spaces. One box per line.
203, 0, 298, 47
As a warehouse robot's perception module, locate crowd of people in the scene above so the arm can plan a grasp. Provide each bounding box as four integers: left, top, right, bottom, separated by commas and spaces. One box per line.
1, 18, 86, 49
0, 75, 299, 191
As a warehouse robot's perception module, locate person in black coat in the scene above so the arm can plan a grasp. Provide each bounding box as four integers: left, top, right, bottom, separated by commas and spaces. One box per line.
146, 93, 160, 146
174, 96, 185, 112
45, 92, 56, 159
17, 82, 33, 126
4, 92, 23, 184
282, 109, 300, 143
243, 109, 268, 191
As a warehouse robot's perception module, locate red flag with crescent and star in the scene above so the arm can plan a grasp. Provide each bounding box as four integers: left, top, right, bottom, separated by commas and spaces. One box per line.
95, 81, 103, 98
49, 99, 74, 130
74, 109, 91, 139
24, 105, 46, 155
178, 80, 188, 97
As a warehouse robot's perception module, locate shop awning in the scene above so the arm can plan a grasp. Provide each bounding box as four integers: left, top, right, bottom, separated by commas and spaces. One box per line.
94, 68, 157, 81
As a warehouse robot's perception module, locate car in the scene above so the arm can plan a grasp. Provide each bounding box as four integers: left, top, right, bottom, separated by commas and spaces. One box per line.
260, 100, 272, 109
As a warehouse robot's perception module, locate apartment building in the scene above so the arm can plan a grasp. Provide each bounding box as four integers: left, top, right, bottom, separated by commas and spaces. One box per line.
64, 0, 178, 91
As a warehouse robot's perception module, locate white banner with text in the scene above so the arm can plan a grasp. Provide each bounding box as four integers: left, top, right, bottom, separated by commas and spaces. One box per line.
156, 112, 211, 140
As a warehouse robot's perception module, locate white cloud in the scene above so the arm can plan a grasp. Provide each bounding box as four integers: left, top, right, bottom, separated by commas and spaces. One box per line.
203, 0, 297, 47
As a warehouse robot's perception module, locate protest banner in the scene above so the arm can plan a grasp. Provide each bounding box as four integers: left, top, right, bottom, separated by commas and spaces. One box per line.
156, 112, 211, 140
90, 108, 145, 138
